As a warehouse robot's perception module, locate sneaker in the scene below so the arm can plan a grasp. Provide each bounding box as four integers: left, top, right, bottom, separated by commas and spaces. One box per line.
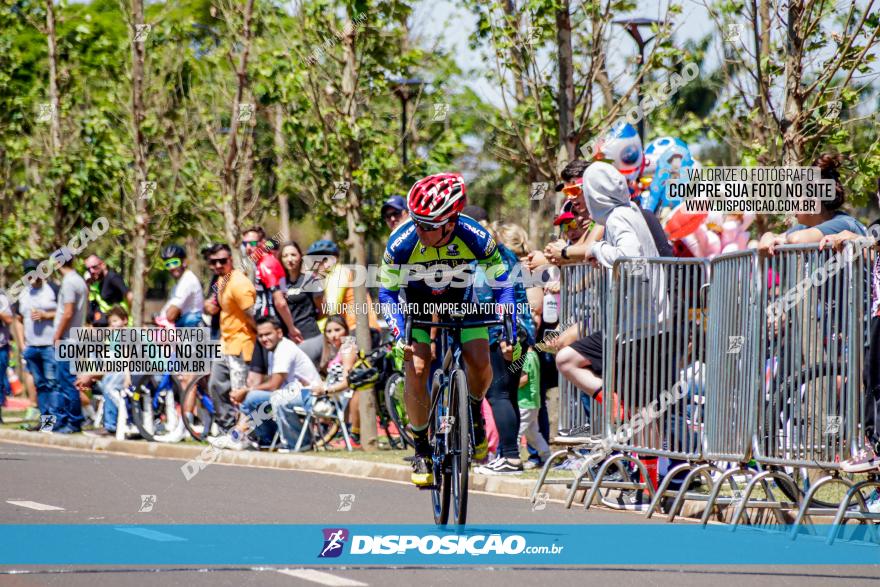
602, 489, 649, 512
841, 448, 880, 473
865, 490, 880, 514
411, 455, 434, 487
208, 431, 246, 451
474, 456, 524, 476
523, 460, 542, 471
473, 437, 489, 462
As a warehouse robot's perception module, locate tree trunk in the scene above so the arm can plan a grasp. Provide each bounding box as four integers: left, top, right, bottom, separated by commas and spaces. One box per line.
46, 0, 66, 249
45, 1, 60, 154
273, 104, 290, 242
342, 11, 377, 450
130, 0, 148, 327
555, 0, 576, 161
781, 1, 805, 167
222, 0, 255, 265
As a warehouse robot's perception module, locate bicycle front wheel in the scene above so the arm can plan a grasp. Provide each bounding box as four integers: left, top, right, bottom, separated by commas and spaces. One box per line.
384, 372, 413, 448
451, 368, 470, 525
431, 373, 451, 526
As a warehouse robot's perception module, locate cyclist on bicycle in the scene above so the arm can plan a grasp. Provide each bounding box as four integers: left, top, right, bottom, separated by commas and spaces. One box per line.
378, 172, 517, 487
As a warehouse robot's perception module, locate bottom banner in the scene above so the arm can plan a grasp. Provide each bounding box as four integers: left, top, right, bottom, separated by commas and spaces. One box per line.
0, 524, 877, 565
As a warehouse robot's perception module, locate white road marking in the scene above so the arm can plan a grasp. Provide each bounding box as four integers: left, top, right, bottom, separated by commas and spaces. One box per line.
276, 568, 368, 586
6, 500, 64, 511
114, 527, 186, 542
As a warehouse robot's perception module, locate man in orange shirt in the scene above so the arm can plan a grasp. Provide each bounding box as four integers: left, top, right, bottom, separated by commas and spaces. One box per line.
203, 243, 258, 433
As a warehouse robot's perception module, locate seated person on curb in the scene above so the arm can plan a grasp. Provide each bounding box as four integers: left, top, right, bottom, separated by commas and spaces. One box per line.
317, 315, 359, 447
210, 316, 323, 451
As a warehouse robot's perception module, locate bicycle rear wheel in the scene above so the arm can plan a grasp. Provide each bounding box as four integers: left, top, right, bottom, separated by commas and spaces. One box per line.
181, 374, 215, 441
450, 368, 470, 525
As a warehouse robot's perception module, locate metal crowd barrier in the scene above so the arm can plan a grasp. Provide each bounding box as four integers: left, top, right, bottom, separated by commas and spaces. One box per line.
572, 258, 710, 511
532, 262, 608, 505
534, 244, 879, 536
652, 250, 764, 521
556, 262, 607, 440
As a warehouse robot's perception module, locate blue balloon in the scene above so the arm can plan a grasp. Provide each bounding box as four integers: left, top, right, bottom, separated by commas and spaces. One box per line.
644, 143, 695, 213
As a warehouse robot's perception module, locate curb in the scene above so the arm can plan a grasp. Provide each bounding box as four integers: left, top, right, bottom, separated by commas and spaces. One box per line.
0, 429, 570, 502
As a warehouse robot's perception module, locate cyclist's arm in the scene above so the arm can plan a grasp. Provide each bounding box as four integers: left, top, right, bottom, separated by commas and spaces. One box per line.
378, 248, 406, 341
479, 247, 517, 340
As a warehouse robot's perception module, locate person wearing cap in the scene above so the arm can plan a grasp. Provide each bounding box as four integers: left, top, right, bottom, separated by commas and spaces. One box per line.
305, 239, 381, 335
14, 260, 62, 430
381, 195, 409, 231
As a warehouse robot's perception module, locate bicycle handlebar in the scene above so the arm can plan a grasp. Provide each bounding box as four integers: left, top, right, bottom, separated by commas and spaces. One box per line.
404, 315, 514, 346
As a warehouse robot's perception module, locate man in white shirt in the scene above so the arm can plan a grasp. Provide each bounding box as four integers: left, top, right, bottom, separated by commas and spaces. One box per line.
211, 316, 322, 450
14, 259, 61, 430
160, 245, 205, 327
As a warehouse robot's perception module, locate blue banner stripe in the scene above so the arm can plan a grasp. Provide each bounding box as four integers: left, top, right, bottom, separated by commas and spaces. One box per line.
0, 525, 876, 565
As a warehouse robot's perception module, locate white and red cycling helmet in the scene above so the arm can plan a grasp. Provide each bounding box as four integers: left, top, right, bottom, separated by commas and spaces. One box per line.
406, 172, 467, 227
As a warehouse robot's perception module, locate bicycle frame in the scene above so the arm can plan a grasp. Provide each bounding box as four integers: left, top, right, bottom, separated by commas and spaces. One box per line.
404, 313, 512, 525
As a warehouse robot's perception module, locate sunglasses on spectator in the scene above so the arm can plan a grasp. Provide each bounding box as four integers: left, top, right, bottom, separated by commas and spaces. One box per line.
241, 240, 260, 247
208, 256, 231, 266
163, 258, 183, 270
383, 210, 402, 221
562, 179, 583, 198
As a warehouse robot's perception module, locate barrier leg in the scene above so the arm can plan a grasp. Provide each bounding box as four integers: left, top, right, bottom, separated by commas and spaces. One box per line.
730, 470, 793, 530
662, 464, 720, 523
530, 448, 572, 503
565, 454, 601, 509
582, 453, 630, 510
700, 467, 755, 526
646, 462, 695, 519
789, 475, 854, 540
827, 480, 880, 546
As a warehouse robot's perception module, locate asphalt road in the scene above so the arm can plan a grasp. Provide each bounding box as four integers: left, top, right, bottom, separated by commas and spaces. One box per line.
1, 441, 879, 586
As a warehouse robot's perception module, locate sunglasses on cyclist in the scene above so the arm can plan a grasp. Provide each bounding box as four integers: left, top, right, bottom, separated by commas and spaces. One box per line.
241, 240, 260, 247
412, 218, 449, 231
163, 257, 183, 270
207, 256, 231, 266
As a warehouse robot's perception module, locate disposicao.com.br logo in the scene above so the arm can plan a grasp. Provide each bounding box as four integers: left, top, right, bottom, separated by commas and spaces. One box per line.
319, 528, 564, 557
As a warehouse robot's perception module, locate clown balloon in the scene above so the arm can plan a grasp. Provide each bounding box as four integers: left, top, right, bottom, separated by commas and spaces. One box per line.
592, 121, 644, 187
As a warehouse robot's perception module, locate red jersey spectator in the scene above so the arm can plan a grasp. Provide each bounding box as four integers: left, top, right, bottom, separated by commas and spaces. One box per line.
242, 226, 299, 342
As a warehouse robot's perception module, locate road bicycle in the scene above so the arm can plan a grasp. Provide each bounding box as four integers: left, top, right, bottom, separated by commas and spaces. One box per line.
405, 313, 513, 526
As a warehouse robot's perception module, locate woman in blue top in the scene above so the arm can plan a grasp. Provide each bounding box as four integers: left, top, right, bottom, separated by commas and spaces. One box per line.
758, 153, 866, 254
